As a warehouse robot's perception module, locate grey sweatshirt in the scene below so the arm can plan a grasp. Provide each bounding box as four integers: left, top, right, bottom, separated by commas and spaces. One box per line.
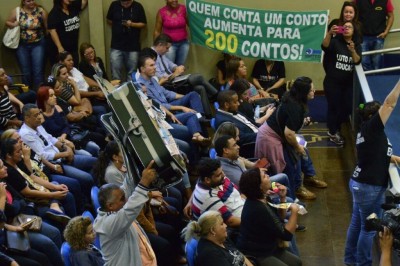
93, 184, 150, 266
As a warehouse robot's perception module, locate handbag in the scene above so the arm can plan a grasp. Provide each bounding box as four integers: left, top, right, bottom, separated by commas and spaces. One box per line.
12, 214, 42, 232
6, 230, 30, 253
3, 7, 20, 49
163, 75, 191, 95
69, 124, 90, 149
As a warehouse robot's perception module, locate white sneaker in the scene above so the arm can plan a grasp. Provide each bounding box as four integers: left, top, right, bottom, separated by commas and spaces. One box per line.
327, 132, 344, 145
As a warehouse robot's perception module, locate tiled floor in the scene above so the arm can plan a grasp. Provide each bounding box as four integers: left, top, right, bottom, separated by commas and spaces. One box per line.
296, 123, 355, 266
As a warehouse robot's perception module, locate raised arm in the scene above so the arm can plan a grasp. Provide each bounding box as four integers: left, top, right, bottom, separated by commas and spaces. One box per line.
379, 79, 400, 125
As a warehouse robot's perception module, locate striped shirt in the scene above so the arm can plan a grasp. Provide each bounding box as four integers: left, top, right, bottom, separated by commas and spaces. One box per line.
191, 177, 244, 222
0, 91, 17, 128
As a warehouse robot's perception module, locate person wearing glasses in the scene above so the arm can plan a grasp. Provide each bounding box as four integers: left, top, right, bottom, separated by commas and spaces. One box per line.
321, 21, 361, 146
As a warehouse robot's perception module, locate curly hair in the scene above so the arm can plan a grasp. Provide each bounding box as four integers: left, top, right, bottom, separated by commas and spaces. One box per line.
239, 168, 265, 200
64, 216, 92, 250
183, 210, 222, 242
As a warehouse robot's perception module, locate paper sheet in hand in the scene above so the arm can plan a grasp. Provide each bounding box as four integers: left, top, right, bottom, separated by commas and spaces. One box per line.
172, 74, 191, 83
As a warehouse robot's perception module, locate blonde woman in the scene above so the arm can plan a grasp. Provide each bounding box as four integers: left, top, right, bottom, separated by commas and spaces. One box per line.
184, 210, 253, 266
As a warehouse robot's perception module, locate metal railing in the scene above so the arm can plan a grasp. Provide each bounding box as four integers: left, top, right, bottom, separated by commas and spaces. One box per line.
352, 28, 400, 129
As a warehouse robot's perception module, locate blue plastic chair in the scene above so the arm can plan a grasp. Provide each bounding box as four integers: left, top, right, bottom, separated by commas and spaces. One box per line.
61, 242, 72, 266
91, 186, 100, 213
214, 102, 219, 110
209, 148, 217, 159
185, 238, 198, 266
81, 210, 101, 249
210, 118, 216, 130
82, 210, 94, 222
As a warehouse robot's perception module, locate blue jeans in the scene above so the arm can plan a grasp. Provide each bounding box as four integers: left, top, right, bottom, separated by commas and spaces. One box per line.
282, 147, 302, 200
28, 222, 63, 265
16, 38, 46, 90
174, 112, 203, 136
361, 36, 385, 71
171, 91, 204, 114
301, 149, 316, 177
344, 179, 386, 266
85, 141, 100, 157
170, 123, 199, 162
50, 174, 84, 213
110, 48, 138, 81
63, 155, 96, 200
165, 39, 190, 66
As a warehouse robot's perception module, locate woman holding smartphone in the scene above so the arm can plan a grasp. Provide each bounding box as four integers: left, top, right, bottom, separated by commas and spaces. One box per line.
321, 20, 361, 146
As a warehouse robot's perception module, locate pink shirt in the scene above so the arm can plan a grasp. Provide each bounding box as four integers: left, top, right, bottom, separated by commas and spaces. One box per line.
159, 4, 188, 42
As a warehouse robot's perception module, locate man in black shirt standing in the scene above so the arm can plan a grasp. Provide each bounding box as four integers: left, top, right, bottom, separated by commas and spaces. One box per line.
107, 0, 147, 81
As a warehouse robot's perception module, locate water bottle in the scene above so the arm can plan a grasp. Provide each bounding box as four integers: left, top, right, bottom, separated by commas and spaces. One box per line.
255, 105, 260, 119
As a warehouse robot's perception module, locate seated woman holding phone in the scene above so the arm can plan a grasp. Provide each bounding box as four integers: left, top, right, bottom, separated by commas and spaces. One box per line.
230, 78, 276, 126
225, 58, 278, 104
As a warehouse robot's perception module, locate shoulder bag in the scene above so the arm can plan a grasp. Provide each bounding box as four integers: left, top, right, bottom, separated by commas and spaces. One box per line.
3, 7, 21, 49
12, 214, 42, 232
6, 230, 30, 253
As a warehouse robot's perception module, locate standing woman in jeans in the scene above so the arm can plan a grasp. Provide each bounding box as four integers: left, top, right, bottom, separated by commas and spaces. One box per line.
5, 0, 48, 91
344, 79, 400, 266
154, 0, 189, 65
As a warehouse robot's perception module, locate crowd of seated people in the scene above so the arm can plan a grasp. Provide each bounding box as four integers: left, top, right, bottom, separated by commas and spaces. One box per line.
0, 0, 371, 265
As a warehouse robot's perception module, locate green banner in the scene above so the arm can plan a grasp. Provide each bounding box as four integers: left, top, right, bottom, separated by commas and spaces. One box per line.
187, 0, 329, 63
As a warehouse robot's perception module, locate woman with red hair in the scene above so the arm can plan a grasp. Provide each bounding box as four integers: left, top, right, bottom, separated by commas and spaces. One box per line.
36, 84, 105, 157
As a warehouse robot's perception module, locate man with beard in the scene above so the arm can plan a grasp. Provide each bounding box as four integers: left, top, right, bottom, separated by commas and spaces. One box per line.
215, 90, 258, 147
191, 158, 243, 228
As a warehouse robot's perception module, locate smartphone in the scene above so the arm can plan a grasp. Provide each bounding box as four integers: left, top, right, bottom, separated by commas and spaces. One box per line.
254, 158, 270, 169
265, 102, 276, 109
21, 217, 37, 229
336, 26, 345, 34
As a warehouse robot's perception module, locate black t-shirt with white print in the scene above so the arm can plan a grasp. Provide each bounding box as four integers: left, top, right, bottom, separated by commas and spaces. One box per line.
352, 113, 392, 186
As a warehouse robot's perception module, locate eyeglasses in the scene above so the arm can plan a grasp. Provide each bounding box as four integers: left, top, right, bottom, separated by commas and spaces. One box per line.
343, 25, 353, 29
84, 49, 95, 56
30, 111, 43, 118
